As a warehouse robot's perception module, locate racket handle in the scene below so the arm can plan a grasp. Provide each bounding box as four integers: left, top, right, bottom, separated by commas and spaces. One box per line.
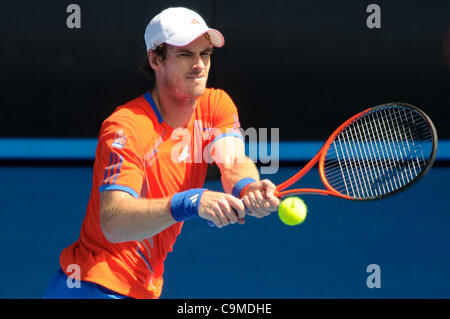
207, 199, 248, 227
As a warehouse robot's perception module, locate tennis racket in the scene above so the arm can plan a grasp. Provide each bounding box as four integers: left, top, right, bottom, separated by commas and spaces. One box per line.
208, 102, 437, 227
275, 102, 437, 200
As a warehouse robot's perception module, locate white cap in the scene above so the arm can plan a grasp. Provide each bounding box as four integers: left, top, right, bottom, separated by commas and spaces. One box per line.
144, 7, 225, 51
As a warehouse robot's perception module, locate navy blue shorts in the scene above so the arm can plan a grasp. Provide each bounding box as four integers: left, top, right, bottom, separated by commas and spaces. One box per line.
44, 268, 131, 299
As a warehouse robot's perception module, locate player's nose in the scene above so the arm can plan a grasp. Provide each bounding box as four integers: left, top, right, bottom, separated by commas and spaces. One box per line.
192, 54, 206, 71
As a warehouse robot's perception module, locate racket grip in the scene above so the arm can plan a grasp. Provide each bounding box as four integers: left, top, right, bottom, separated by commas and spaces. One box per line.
207, 199, 248, 227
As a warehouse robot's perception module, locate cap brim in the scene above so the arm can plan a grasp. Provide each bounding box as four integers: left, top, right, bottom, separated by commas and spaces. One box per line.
206, 29, 225, 48
166, 27, 225, 48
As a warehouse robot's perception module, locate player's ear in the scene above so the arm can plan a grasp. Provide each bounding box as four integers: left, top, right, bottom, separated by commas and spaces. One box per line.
148, 50, 161, 71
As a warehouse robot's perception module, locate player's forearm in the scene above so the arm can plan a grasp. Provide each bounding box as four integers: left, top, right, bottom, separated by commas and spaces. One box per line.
100, 191, 176, 243
220, 156, 260, 194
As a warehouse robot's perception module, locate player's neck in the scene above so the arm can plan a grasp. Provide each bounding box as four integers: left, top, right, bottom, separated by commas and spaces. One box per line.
152, 87, 197, 128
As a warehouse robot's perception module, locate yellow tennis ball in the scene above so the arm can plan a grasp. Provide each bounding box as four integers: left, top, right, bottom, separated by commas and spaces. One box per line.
278, 197, 308, 226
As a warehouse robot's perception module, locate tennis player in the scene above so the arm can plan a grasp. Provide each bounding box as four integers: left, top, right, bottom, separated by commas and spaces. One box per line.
44, 7, 280, 299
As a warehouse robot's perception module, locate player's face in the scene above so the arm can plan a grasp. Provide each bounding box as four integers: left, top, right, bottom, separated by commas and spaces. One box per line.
158, 35, 213, 99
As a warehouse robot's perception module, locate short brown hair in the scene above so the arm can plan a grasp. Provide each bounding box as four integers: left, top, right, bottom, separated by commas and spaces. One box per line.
139, 43, 169, 81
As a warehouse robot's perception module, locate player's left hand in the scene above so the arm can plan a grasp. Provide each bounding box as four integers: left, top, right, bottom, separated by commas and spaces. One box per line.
241, 179, 280, 218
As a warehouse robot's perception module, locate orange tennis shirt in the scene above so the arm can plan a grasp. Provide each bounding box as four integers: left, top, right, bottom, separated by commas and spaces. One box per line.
60, 88, 242, 299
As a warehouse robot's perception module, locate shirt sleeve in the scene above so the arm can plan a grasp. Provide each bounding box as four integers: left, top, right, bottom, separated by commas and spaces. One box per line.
209, 90, 244, 146
97, 118, 145, 198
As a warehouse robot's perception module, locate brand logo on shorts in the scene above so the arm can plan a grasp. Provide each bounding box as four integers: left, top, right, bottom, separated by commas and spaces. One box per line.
112, 129, 127, 149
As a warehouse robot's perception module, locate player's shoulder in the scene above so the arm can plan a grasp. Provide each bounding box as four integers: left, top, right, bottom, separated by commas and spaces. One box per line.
102, 94, 156, 133
199, 88, 236, 112
200, 87, 232, 102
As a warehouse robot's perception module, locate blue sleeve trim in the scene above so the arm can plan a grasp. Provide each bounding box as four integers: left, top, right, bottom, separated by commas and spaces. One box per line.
212, 132, 244, 144
207, 132, 244, 150
99, 184, 139, 198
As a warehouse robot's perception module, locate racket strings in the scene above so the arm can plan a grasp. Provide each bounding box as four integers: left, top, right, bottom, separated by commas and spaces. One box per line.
342, 110, 428, 196
331, 111, 428, 197
323, 105, 433, 199
327, 114, 425, 192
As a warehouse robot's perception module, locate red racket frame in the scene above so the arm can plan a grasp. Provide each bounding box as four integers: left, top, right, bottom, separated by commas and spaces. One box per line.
274, 108, 372, 200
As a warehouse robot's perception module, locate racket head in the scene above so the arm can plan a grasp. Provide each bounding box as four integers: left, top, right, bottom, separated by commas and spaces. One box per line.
317, 102, 437, 200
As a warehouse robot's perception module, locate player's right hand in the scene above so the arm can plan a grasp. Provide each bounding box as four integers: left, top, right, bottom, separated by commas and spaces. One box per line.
198, 190, 246, 228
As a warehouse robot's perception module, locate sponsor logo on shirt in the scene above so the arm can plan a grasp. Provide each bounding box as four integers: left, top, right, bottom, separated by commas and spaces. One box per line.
112, 129, 127, 149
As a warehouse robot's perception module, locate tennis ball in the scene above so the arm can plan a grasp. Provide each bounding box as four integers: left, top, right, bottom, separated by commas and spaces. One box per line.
278, 197, 308, 226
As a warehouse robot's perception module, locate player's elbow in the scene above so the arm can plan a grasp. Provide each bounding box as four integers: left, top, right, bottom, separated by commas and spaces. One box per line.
99, 191, 126, 243
100, 207, 121, 243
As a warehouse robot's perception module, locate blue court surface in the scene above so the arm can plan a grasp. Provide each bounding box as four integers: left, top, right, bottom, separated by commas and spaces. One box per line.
0, 160, 449, 299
